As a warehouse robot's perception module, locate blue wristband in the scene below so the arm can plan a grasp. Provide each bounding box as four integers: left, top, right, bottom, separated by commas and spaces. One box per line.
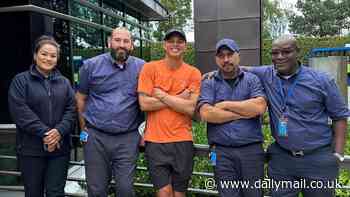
80, 131, 89, 142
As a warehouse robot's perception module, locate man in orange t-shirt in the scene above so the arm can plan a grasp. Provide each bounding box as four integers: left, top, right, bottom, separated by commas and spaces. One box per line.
138, 29, 201, 197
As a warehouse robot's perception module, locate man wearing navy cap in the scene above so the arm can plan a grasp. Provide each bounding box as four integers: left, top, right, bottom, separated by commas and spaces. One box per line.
197, 38, 267, 197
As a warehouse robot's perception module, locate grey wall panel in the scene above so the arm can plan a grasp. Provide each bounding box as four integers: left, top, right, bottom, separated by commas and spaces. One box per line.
194, 0, 259, 21
194, 0, 218, 21
239, 49, 261, 66
218, 19, 260, 49
194, 0, 261, 73
196, 49, 260, 74
196, 19, 260, 51
219, 0, 260, 19
195, 52, 216, 74
195, 21, 218, 51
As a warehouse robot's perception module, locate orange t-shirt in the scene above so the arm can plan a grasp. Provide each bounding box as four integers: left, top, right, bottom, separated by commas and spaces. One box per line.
138, 60, 202, 143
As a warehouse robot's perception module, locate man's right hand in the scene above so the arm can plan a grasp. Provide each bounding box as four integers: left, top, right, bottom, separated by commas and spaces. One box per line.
202, 71, 216, 80
47, 143, 56, 152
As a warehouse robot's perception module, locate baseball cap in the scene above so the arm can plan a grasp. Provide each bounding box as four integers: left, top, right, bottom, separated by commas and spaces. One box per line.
164, 28, 187, 42
216, 38, 240, 54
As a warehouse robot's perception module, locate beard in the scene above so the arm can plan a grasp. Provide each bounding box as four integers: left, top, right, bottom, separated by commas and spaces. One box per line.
111, 47, 130, 63
222, 62, 236, 70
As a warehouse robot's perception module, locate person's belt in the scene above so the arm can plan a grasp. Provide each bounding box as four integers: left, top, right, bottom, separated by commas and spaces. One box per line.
85, 121, 101, 131
215, 141, 262, 149
85, 121, 134, 135
275, 143, 331, 157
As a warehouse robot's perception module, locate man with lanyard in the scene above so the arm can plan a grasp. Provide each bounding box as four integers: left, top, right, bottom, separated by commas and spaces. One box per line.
75, 27, 145, 197
197, 38, 267, 197
247, 35, 349, 197
138, 29, 201, 197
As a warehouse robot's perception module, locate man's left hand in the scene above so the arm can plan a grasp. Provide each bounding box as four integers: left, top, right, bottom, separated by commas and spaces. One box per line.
153, 88, 168, 100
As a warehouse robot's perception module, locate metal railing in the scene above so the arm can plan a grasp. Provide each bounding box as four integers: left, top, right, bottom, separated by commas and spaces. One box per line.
0, 147, 217, 196
2, 125, 350, 196
0, 125, 216, 196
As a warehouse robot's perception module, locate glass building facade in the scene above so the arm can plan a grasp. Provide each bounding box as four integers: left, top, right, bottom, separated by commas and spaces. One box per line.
0, 0, 167, 124
0, 0, 167, 186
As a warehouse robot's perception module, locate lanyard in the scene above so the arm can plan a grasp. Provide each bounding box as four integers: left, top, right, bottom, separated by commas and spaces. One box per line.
277, 70, 301, 112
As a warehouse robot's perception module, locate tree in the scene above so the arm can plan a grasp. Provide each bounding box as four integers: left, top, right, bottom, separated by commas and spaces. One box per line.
263, 0, 289, 39
152, 0, 192, 41
288, 0, 350, 37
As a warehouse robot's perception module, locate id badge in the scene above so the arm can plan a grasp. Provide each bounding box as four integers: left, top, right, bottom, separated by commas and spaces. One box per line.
80, 131, 89, 142
278, 113, 288, 137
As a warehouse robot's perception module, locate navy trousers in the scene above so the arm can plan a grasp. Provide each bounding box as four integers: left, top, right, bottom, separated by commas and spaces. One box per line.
214, 143, 265, 197
267, 143, 338, 197
83, 127, 140, 197
19, 154, 70, 197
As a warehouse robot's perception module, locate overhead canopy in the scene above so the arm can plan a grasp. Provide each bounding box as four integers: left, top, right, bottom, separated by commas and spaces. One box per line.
105, 0, 168, 21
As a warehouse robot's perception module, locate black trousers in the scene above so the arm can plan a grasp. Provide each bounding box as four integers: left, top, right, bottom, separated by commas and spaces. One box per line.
18, 154, 70, 197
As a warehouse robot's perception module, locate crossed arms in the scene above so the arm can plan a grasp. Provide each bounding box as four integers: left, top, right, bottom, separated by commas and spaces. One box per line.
199, 97, 267, 124
138, 87, 266, 121
138, 88, 198, 117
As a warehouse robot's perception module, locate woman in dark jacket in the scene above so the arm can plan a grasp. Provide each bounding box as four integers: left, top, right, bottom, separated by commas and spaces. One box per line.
8, 35, 76, 197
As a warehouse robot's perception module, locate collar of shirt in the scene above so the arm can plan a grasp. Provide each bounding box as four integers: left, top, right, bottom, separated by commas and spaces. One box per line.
30, 64, 61, 81
273, 65, 302, 80
214, 67, 244, 81
107, 52, 134, 70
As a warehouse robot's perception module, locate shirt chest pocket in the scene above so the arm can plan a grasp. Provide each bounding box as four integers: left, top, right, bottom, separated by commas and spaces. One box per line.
291, 90, 323, 114
214, 87, 228, 102
90, 75, 124, 94
214, 86, 250, 103
123, 76, 138, 97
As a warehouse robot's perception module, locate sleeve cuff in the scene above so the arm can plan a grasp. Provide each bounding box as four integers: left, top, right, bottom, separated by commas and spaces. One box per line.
55, 125, 66, 137
197, 101, 212, 112
138, 89, 153, 96
38, 126, 50, 138
250, 94, 267, 100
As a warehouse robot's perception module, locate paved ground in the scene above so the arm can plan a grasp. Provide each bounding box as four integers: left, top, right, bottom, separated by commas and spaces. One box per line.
0, 190, 24, 197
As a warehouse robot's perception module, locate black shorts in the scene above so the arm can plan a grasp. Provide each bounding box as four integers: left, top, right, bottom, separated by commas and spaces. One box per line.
145, 141, 194, 192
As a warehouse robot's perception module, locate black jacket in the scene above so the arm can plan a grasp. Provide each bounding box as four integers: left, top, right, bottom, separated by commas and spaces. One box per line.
8, 65, 76, 156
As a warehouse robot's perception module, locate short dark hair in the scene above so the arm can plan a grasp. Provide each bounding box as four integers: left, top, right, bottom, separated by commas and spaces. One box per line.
33, 35, 60, 60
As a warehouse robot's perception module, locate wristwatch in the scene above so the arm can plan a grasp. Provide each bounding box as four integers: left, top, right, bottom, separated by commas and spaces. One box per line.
334, 152, 345, 162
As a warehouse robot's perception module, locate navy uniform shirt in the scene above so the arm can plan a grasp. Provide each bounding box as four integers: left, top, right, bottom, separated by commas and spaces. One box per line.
250, 65, 350, 151
78, 53, 145, 134
198, 69, 266, 147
